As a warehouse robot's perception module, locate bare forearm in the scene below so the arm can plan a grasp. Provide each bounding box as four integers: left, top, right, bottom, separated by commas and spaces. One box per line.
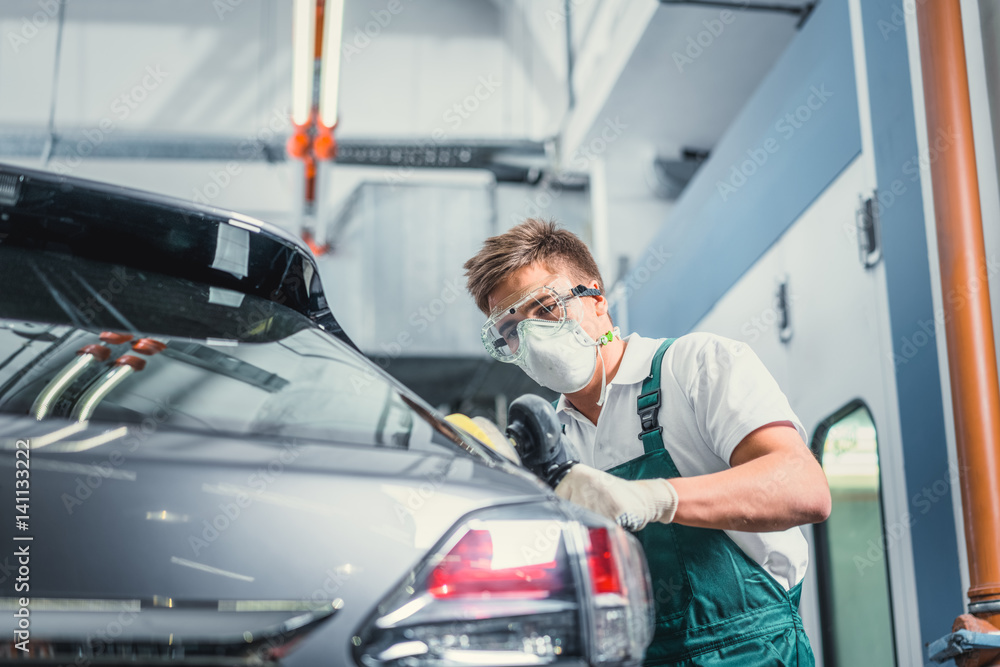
669, 449, 830, 532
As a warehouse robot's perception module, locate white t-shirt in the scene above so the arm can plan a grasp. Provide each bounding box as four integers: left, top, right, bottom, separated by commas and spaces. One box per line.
555, 331, 810, 590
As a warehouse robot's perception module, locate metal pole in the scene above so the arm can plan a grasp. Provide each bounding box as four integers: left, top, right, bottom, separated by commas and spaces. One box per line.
916, 0, 1000, 630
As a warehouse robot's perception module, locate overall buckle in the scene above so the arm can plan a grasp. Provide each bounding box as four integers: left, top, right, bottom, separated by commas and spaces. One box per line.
637, 389, 661, 437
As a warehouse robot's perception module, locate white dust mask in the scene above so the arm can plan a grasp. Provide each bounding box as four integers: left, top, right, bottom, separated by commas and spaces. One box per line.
515, 321, 619, 402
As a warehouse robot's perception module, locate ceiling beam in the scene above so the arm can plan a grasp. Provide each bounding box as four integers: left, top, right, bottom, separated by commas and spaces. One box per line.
0, 131, 552, 183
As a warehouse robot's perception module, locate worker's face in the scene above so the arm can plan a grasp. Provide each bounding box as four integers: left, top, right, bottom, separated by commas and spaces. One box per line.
486, 262, 609, 341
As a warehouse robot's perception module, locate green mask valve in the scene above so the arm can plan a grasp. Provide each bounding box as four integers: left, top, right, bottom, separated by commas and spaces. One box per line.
598, 327, 620, 346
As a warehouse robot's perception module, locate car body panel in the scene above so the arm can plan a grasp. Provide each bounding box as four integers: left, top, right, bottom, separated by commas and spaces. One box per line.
0, 414, 554, 665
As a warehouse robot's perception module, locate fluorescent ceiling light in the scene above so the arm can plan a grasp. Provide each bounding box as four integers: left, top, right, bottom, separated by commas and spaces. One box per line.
319, 0, 345, 128
292, 0, 317, 126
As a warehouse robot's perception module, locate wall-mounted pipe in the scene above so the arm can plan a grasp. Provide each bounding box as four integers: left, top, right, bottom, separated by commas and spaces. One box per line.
916, 0, 1000, 633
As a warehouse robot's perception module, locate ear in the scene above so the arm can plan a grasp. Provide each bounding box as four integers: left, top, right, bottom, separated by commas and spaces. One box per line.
591, 280, 609, 317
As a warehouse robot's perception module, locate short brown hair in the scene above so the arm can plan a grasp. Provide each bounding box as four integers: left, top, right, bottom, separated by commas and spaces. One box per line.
464, 219, 605, 314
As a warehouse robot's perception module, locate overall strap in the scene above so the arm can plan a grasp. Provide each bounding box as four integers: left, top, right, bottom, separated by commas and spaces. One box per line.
637, 338, 676, 455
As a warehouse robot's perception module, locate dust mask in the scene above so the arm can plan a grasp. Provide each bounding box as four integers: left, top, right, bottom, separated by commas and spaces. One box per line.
515, 322, 620, 404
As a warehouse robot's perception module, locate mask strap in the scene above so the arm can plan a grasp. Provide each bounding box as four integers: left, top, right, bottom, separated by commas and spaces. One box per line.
596, 350, 609, 406
594, 327, 619, 406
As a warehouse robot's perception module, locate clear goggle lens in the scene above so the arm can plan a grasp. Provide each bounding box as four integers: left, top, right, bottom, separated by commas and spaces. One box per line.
482, 276, 599, 362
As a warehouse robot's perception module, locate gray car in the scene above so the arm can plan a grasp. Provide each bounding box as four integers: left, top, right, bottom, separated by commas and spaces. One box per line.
0, 165, 653, 667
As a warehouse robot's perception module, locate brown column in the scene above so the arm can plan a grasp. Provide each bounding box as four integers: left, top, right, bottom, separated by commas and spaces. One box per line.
916, 0, 1000, 631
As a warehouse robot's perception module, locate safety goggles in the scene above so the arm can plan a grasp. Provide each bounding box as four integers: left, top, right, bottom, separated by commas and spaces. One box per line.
482, 275, 601, 363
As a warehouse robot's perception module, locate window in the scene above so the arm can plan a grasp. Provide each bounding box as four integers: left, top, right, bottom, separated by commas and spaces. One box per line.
812, 401, 896, 666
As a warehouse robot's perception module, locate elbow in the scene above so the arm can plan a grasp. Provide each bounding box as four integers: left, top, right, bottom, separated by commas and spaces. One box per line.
803, 483, 832, 524
783, 478, 830, 527
794, 459, 831, 525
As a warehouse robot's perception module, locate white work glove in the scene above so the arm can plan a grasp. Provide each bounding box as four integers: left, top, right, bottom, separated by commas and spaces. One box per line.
554, 463, 679, 531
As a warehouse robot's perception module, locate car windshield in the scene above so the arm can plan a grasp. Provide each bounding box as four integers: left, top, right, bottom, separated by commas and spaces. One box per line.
0, 246, 495, 459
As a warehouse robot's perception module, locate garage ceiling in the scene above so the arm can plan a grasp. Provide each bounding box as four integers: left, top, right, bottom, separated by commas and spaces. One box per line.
0, 0, 809, 407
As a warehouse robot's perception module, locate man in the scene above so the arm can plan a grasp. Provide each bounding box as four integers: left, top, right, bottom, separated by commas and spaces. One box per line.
463, 219, 830, 665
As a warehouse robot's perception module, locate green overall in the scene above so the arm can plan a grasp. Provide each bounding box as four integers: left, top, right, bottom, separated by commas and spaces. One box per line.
606, 339, 815, 666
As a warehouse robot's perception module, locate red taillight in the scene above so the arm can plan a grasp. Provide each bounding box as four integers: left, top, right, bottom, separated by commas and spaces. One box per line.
357, 514, 654, 667
586, 528, 622, 595
427, 528, 564, 599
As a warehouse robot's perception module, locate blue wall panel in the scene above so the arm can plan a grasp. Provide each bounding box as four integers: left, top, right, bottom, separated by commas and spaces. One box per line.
860, 0, 963, 661
628, 0, 860, 335
625, 0, 965, 659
